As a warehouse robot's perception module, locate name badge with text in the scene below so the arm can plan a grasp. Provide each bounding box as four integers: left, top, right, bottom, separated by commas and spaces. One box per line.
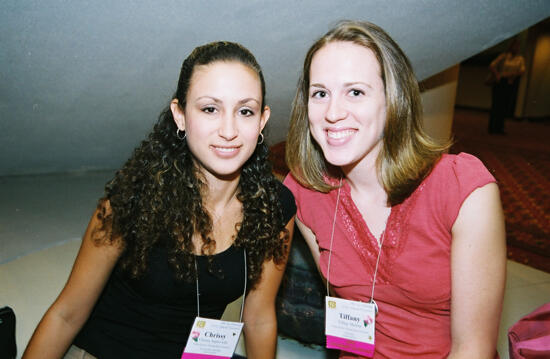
325, 296, 376, 357
181, 317, 243, 359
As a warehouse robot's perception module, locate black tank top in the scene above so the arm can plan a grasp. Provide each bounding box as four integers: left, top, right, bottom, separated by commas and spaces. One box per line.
73, 183, 296, 359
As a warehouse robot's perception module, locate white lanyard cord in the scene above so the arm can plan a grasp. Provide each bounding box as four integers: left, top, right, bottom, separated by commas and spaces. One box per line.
369, 232, 385, 304
194, 258, 200, 317
326, 179, 342, 297
240, 250, 247, 322
194, 249, 248, 322
326, 178, 386, 307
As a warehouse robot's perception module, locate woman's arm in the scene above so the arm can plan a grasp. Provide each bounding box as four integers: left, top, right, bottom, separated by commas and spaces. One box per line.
489, 53, 505, 80
296, 217, 321, 270
242, 218, 294, 359
448, 183, 506, 358
296, 217, 329, 285
23, 203, 123, 359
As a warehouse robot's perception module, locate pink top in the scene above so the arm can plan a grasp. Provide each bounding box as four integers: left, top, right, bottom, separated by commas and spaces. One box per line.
284, 153, 496, 358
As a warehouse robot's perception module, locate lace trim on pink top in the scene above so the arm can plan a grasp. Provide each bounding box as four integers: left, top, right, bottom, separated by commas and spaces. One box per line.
338, 179, 424, 284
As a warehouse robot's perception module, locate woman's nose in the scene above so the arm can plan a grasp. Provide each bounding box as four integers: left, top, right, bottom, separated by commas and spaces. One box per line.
325, 97, 347, 123
218, 115, 238, 140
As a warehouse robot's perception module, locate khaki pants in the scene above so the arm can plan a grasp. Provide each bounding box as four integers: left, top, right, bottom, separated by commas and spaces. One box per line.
64, 345, 98, 359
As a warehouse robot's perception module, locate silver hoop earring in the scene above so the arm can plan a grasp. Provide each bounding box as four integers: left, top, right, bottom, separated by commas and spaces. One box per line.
176, 129, 186, 140
258, 132, 264, 145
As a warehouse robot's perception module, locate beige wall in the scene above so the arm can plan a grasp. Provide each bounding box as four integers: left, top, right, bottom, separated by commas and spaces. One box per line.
420, 65, 460, 143
523, 27, 550, 117
456, 19, 550, 119
454, 65, 492, 110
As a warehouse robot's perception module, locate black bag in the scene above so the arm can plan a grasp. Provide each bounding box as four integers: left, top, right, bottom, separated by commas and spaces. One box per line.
0, 306, 16, 359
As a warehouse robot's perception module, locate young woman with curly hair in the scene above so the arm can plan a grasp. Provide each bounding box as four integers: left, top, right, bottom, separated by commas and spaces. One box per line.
23, 41, 295, 359
284, 21, 505, 358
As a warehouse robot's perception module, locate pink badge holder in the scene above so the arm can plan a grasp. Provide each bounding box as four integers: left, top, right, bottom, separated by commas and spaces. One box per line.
508, 302, 550, 359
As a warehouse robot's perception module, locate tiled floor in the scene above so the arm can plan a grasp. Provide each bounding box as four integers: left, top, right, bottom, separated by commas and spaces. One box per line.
1, 172, 549, 358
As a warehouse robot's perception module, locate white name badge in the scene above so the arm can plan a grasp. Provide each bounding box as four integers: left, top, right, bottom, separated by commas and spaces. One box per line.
325, 296, 376, 357
181, 317, 244, 359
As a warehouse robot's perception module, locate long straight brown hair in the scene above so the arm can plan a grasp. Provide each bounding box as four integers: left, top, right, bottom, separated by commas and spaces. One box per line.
286, 20, 450, 205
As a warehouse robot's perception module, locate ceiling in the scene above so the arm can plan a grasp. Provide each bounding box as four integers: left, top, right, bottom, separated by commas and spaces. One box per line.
1, 0, 549, 175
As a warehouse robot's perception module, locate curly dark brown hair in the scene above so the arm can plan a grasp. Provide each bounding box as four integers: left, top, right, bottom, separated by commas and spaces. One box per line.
94, 42, 289, 288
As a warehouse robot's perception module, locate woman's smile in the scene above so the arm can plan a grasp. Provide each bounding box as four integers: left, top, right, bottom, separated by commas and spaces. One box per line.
325, 127, 357, 145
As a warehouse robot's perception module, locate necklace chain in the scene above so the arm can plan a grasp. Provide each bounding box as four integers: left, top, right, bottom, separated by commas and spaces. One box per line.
203, 190, 238, 227
193, 190, 239, 255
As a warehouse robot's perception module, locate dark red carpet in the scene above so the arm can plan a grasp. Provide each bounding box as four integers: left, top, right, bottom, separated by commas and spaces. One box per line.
451, 108, 550, 273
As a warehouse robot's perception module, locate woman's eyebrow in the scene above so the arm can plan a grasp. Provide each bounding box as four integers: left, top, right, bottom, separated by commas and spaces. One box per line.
238, 98, 261, 106
343, 81, 373, 90
195, 96, 222, 103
